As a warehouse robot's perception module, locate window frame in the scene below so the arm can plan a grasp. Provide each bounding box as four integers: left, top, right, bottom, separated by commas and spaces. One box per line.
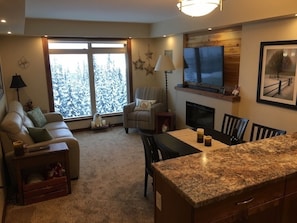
42, 37, 133, 120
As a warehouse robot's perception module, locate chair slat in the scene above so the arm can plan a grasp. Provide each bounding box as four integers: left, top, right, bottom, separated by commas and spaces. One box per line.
250, 123, 286, 141
221, 113, 249, 142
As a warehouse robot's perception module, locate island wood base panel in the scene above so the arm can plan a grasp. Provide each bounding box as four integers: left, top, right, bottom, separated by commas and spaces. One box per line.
153, 134, 297, 223
154, 171, 297, 223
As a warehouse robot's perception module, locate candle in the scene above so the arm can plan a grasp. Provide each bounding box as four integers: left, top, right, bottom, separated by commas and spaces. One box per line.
197, 128, 204, 143
204, 136, 212, 147
13, 140, 24, 156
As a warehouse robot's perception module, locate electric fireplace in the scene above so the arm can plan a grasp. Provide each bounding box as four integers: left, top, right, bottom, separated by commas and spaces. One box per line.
186, 101, 215, 129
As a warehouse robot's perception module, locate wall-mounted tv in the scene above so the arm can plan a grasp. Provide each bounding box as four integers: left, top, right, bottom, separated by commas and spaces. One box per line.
184, 46, 224, 90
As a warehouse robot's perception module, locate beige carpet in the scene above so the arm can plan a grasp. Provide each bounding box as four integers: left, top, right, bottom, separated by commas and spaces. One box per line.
4, 126, 154, 223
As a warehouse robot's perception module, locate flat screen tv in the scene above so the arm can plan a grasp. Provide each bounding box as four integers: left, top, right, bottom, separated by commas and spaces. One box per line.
183, 46, 224, 89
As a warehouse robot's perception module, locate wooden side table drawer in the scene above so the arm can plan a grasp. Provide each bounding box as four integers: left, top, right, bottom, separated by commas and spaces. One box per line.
23, 176, 68, 205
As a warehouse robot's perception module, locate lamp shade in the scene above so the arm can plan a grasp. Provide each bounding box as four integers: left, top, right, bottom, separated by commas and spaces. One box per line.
177, 0, 221, 17
154, 55, 175, 72
10, 74, 27, 89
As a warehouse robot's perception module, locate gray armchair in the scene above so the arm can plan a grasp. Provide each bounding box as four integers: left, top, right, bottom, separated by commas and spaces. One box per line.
123, 87, 166, 133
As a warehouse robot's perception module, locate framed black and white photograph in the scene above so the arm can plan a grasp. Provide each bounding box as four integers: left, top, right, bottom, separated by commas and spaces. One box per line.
257, 40, 297, 110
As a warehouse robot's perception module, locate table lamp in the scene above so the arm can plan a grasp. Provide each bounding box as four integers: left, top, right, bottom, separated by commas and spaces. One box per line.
10, 73, 27, 101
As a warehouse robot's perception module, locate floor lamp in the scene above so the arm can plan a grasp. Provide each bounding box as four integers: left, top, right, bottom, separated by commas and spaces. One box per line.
154, 55, 175, 112
10, 74, 27, 101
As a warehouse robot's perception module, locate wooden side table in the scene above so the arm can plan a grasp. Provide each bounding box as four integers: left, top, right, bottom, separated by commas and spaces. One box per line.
12, 142, 71, 205
156, 112, 176, 134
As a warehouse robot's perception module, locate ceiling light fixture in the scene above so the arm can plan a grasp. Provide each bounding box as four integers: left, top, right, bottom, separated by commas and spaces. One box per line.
177, 0, 223, 17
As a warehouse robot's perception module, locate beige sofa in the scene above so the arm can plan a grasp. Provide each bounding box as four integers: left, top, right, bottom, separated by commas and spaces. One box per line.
0, 101, 79, 187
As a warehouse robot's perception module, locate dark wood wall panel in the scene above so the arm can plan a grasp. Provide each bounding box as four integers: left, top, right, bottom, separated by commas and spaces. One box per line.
185, 26, 242, 92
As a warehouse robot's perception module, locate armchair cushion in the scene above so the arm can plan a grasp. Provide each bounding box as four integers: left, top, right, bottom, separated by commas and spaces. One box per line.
27, 107, 47, 127
134, 98, 157, 111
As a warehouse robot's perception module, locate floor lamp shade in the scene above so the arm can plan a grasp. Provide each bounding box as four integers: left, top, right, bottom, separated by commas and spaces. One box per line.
154, 55, 175, 72
10, 74, 27, 101
154, 55, 175, 111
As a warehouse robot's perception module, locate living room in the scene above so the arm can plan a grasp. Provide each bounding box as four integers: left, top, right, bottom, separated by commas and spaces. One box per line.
0, 1, 297, 137
0, 0, 297, 222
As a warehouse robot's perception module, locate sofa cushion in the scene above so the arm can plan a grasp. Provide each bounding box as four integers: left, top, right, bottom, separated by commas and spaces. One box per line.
23, 115, 34, 128
1, 112, 23, 134
8, 101, 25, 117
27, 127, 53, 143
48, 128, 74, 138
8, 101, 34, 126
45, 121, 69, 131
27, 107, 47, 127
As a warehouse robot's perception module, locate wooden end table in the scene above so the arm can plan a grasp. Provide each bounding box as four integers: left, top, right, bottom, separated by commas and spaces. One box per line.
156, 112, 176, 134
12, 142, 71, 205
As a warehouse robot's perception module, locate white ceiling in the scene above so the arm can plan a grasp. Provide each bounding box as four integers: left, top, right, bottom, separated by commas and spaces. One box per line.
1, 0, 297, 36
0, 0, 182, 34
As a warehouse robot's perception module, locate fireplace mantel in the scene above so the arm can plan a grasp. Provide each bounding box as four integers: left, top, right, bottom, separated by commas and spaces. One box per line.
175, 86, 240, 103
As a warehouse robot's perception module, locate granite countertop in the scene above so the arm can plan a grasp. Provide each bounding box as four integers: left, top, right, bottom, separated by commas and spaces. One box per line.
153, 133, 297, 208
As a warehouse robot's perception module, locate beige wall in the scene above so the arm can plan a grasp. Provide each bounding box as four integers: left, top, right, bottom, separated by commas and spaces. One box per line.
1, 17, 297, 135
239, 17, 297, 137
0, 36, 49, 111
130, 38, 161, 91
25, 19, 151, 38
157, 17, 297, 139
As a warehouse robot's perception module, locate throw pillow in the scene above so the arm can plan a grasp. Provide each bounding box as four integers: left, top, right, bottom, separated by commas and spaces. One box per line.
27, 107, 47, 127
134, 98, 156, 111
27, 127, 53, 143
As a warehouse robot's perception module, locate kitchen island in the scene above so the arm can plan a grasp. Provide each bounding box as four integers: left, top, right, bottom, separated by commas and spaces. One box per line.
153, 133, 297, 222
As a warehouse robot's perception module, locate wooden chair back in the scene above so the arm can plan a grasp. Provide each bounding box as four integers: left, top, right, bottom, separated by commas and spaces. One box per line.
221, 113, 249, 140
249, 123, 286, 141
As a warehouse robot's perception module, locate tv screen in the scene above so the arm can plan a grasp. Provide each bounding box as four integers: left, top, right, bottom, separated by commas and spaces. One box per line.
184, 46, 224, 88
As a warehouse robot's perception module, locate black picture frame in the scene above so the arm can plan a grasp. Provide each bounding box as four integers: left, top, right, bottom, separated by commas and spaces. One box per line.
257, 40, 297, 110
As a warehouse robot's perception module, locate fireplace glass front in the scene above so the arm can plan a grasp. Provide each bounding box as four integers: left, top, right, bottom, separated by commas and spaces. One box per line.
186, 101, 215, 129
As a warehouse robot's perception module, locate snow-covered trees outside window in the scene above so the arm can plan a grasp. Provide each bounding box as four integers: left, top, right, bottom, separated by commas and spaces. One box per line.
48, 40, 128, 119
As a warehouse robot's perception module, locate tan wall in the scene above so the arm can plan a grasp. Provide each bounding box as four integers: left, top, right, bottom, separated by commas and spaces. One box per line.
0, 36, 49, 111
130, 38, 161, 92
25, 19, 151, 38
1, 17, 297, 135
238, 17, 297, 137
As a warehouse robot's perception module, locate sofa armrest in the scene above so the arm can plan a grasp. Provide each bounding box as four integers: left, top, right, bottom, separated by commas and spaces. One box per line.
25, 137, 77, 149
44, 112, 64, 123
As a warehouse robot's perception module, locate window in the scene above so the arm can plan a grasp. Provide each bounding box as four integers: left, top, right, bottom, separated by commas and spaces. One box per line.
47, 39, 130, 119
